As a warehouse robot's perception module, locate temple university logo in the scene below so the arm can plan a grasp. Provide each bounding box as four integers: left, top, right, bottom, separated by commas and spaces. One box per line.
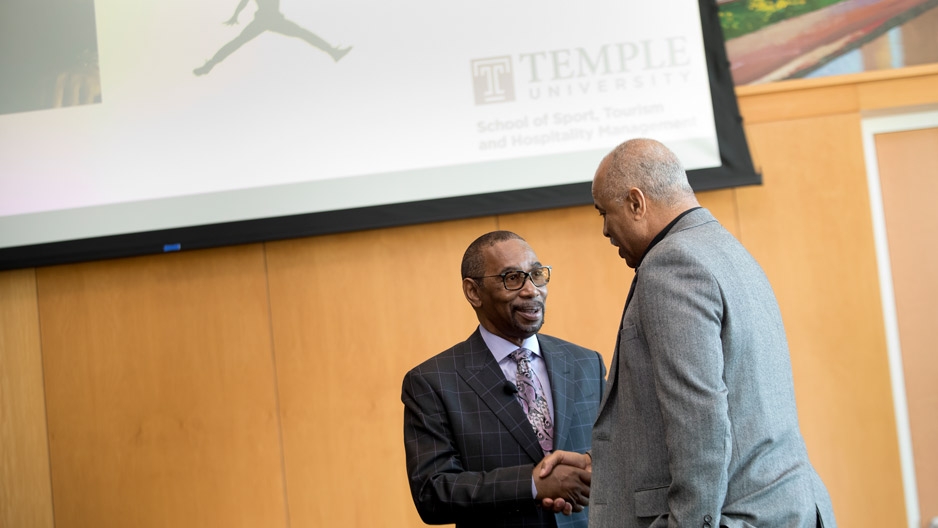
471, 56, 515, 105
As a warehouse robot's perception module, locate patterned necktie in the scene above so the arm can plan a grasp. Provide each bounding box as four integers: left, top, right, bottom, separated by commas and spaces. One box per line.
510, 348, 553, 455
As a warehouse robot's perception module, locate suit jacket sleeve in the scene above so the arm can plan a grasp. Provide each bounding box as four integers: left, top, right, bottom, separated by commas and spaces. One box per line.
402, 368, 538, 525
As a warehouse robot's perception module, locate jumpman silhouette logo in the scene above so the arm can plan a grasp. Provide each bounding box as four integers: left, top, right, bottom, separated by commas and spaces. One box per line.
194, 0, 352, 76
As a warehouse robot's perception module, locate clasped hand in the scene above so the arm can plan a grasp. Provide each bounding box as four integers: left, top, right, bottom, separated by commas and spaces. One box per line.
533, 450, 592, 516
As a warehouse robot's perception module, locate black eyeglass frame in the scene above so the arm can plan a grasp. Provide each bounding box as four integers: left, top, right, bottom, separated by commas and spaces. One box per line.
470, 266, 551, 291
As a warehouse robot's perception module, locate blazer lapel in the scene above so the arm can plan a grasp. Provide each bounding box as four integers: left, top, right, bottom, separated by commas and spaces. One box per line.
457, 330, 543, 462
541, 338, 573, 450
598, 296, 629, 414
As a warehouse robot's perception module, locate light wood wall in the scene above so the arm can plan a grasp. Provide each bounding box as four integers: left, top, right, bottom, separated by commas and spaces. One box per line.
1, 268, 54, 528
875, 127, 938, 525
2, 65, 937, 528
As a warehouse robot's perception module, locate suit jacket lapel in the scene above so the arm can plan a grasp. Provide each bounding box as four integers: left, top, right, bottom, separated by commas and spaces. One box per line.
541, 337, 573, 450
456, 329, 543, 462
599, 289, 630, 414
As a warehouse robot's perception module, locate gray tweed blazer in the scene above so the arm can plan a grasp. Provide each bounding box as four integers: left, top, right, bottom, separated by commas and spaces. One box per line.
589, 208, 836, 528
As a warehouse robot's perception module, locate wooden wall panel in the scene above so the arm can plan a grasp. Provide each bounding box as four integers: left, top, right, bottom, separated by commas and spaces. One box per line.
737, 113, 906, 527
697, 188, 742, 240
737, 67, 938, 125
875, 127, 938, 526
265, 217, 494, 528
36, 245, 287, 528
737, 83, 859, 124
858, 66, 938, 111
0, 268, 54, 528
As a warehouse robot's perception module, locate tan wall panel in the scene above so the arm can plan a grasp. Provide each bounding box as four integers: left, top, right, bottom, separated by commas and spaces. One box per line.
859, 71, 938, 111
696, 188, 741, 239
875, 127, 938, 526
266, 217, 494, 528
736, 67, 938, 124
737, 83, 859, 125
37, 245, 287, 528
737, 114, 906, 527
0, 268, 54, 528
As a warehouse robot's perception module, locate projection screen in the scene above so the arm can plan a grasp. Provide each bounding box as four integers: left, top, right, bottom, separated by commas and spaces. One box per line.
0, 0, 758, 270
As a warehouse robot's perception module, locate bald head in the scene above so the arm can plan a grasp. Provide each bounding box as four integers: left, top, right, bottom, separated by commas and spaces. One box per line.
592, 138, 700, 268
594, 138, 695, 208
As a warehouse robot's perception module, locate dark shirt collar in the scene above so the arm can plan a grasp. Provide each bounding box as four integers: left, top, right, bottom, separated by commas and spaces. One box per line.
636, 206, 701, 269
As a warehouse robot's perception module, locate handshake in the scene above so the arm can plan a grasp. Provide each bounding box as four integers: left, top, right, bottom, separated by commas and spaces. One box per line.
533, 450, 593, 516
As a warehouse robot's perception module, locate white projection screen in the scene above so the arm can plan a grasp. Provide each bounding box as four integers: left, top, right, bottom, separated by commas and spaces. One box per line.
0, 0, 758, 270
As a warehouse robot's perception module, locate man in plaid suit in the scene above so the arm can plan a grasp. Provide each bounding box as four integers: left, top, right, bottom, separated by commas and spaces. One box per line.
403, 230, 606, 527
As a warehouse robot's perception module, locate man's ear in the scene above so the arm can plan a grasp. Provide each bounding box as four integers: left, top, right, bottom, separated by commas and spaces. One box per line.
626, 187, 646, 219
463, 277, 483, 308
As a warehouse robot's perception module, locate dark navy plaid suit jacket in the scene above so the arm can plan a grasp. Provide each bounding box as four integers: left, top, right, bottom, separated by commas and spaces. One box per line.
403, 328, 605, 528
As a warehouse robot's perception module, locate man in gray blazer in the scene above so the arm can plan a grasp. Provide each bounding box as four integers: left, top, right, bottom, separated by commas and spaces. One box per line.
541, 139, 836, 527
402, 230, 606, 527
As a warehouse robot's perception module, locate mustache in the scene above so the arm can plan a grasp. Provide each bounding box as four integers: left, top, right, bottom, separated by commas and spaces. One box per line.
514, 302, 544, 312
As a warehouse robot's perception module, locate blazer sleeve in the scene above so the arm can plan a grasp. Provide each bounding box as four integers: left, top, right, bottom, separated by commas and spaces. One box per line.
402, 368, 539, 525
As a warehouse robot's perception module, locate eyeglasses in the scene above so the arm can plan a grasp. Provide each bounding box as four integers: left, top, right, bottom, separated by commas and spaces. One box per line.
472, 266, 551, 291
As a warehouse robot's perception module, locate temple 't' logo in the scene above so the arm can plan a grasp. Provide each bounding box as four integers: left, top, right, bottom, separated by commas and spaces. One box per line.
471, 56, 515, 105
